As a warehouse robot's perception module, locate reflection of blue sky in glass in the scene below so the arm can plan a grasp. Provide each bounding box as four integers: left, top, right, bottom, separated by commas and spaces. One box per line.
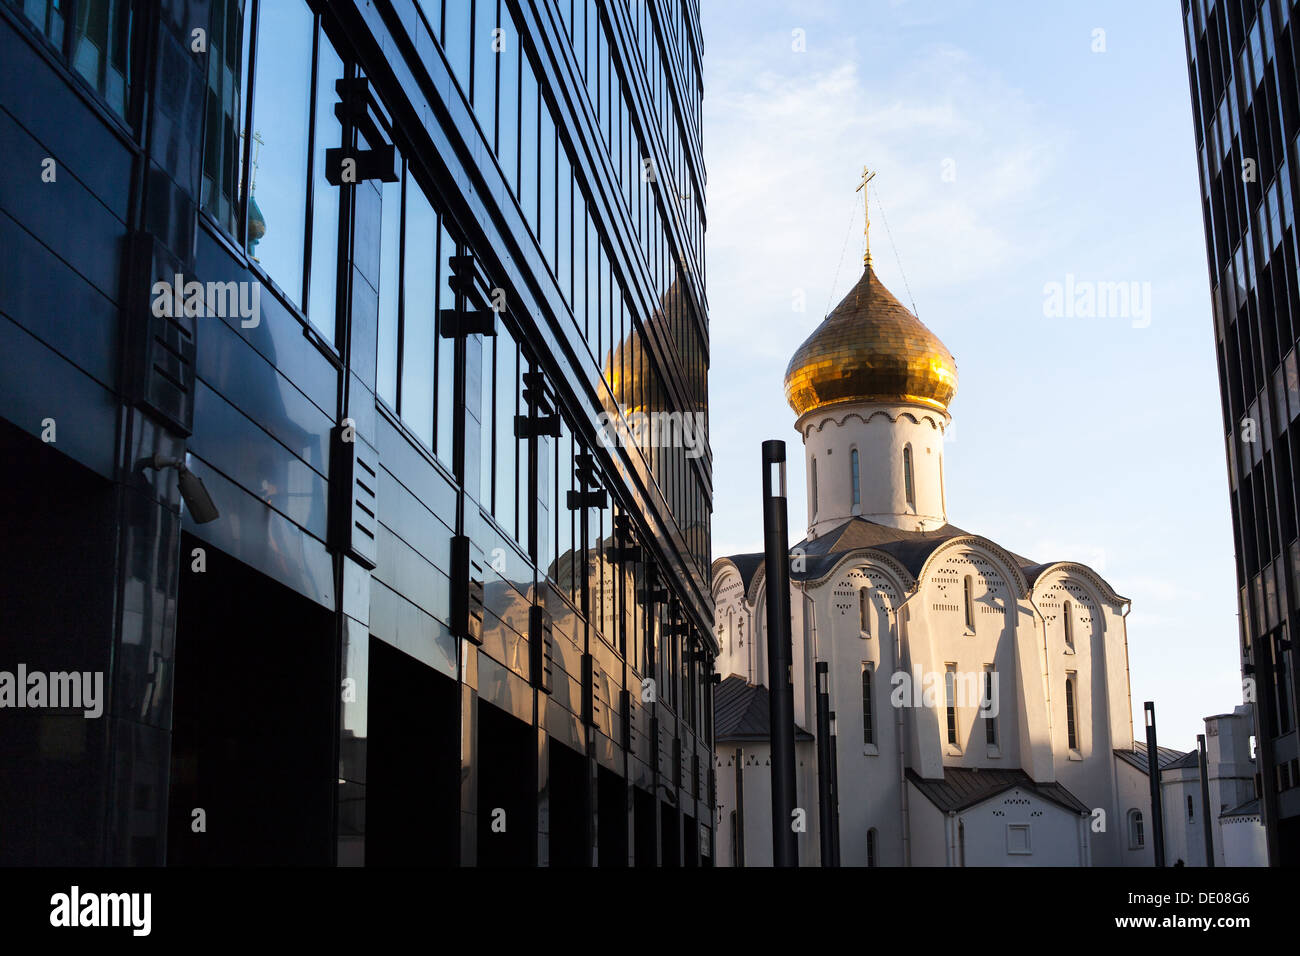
436, 225, 456, 461
377, 175, 402, 408
479, 319, 493, 504
541, 109, 555, 267
247, 0, 313, 305
307, 38, 344, 343
521, 61, 539, 232
403, 184, 437, 449
442, 0, 472, 92
494, 325, 518, 535
703, 0, 1235, 749
498, 15, 519, 191
473, 1, 497, 118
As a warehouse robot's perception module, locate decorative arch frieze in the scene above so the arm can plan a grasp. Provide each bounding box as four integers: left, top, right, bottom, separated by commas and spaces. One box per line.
801, 406, 947, 439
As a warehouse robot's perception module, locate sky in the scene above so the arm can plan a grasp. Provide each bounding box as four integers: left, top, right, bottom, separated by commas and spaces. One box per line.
700, 0, 1237, 751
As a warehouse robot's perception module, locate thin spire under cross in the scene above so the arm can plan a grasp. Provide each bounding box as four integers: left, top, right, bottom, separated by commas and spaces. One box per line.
855, 165, 877, 268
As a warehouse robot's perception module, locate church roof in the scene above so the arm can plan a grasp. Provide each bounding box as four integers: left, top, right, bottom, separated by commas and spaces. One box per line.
714, 675, 815, 742
1220, 798, 1261, 819
905, 767, 1090, 816
721, 552, 768, 594
1114, 743, 1189, 775
719, 517, 1040, 591
801, 518, 978, 576
1164, 750, 1202, 771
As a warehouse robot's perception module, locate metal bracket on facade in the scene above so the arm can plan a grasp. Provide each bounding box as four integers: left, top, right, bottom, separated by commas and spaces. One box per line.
620, 689, 633, 752
567, 488, 607, 510
439, 253, 500, 336
608, 514, 642, 564
638, 586, 669, 606
450, 535, 485, 644
530, 605, 554, 693
574, 452, 602, 489
326, 77, 400, 184
515, 414, 561, 439
439, 308, 497, 338
515, 371, 560, 437
325, 145, 399, 184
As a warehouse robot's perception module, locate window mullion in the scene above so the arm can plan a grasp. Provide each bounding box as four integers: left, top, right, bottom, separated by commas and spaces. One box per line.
301, 15, 321, 311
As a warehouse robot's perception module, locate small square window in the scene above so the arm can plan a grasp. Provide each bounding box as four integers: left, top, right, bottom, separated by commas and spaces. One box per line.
1007, 824, 1031, 855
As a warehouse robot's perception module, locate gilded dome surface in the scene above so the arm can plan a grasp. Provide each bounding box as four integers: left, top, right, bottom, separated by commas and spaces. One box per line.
784, 264, 958, 418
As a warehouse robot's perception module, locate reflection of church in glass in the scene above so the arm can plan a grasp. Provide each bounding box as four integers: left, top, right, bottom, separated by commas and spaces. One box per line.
245, 130, 266, 258
602, 278, 711, 573
714, 180, 1161, 867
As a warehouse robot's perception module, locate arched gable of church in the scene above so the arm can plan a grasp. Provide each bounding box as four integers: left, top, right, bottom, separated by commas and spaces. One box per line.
711, 560, 753, 679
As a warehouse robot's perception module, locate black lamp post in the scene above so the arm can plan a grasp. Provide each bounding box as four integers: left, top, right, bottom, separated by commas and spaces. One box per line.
761, 440, 798, 867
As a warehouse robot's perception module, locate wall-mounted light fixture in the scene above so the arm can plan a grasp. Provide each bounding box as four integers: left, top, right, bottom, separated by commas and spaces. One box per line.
142, 453, 219, 524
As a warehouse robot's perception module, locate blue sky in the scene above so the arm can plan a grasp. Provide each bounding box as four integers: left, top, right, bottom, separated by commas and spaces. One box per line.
701, 0, 1236, 750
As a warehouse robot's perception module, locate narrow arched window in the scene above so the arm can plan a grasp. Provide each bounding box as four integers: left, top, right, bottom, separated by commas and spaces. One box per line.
1128, 809, 1145, 849
866, 828, 877, 867
903, 444, 915, 509
983, 665, 998, 747
1188, 795, 1195, 821
850, 448, 861, 507
859, 587, 871, 636
963, 574, 975, 631
945, 663, 958, 746
1063, 599, 1074, 649
1065, 674, 1079, 751
861, 663, 875, 745
810, 457, 819, 516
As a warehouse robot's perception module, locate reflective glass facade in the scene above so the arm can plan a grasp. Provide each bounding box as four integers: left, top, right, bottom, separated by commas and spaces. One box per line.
0, 0, 713, 866
1183, 0, 1300, 865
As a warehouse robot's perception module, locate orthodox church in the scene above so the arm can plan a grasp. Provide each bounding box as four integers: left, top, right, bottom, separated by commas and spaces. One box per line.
712, 188, 1162, 866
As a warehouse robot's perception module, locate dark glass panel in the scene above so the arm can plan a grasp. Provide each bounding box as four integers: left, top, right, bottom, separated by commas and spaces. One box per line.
201, 0, 252, 235
73, 0, 132, 116
306, 34, 344, 344
246, 0, 314, 305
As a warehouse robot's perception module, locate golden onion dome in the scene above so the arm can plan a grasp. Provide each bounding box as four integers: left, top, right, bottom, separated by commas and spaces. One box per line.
784, 263, 958, 419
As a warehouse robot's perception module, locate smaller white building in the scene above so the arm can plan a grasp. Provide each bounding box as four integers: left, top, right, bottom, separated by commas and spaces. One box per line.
1113, 705, 1265, 867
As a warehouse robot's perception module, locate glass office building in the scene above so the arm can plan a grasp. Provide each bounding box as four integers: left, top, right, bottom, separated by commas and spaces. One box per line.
0, 0, 714, 865
1182, 0, 1300, 864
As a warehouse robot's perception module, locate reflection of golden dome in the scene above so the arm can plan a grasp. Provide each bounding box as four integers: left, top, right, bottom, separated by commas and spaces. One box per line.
604, 275, 705, 415
605, 327, 649, 416
784, 264, 957, 419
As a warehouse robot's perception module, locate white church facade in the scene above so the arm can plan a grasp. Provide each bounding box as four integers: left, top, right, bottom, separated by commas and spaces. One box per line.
712, 237, 1191, 866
